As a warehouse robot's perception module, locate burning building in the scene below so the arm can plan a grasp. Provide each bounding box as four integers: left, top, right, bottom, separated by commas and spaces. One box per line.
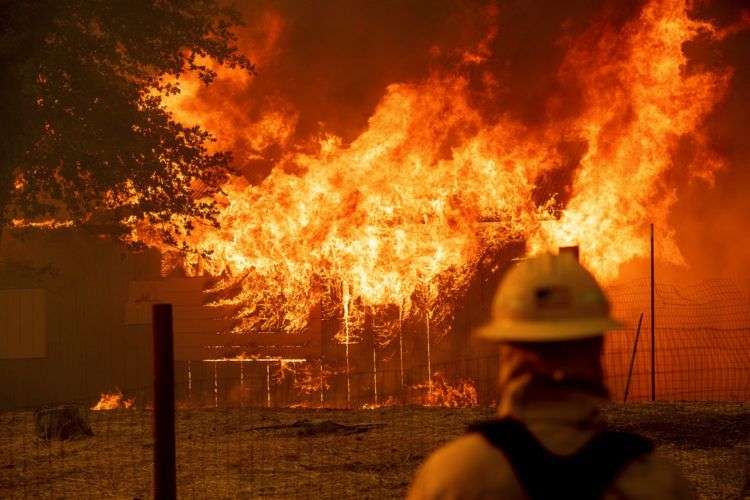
1, 0, 749, 409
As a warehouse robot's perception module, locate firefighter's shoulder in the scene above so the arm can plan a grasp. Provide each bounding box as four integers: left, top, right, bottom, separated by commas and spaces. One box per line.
609, 451, 696, 500
406, 434, 696, 500
406, 433, 523, 500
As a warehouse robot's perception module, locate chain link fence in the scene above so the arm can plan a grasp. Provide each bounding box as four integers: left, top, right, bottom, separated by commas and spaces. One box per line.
1, 279, 748, 497
604, 278, 750, 401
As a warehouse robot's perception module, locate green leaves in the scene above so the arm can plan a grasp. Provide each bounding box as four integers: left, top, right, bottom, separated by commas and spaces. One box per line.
0, 0, 253, 242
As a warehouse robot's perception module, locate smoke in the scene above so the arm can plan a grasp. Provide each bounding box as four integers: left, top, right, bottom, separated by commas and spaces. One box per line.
191, 1, 647, 179
231, 1, 647, 132
670, 1, 750, 288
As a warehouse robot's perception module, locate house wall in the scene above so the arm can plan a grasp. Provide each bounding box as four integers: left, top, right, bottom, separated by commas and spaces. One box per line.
0, 229, 161, 409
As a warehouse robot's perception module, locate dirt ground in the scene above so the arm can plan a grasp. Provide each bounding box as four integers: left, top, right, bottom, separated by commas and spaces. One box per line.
0, 402, 747, 499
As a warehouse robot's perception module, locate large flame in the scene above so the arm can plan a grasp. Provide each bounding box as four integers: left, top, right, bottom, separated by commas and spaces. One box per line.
528, 0, 732, 275
131, 0, 738, 333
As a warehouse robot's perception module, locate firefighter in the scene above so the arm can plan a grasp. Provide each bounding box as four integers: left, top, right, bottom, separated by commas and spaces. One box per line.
407, 252, 694, 500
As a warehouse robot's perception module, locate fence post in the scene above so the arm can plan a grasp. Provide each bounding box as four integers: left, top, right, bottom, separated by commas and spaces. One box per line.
650, 223, 656, 402
623, 312, 644, 402
153, 304, 176, 500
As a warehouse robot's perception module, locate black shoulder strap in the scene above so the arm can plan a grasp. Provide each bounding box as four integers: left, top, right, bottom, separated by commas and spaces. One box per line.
469, 418, 653, 500
572, 427, 655, 497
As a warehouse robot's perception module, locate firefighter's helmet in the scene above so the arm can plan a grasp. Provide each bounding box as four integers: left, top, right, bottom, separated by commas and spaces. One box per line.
475, 252, 623, 342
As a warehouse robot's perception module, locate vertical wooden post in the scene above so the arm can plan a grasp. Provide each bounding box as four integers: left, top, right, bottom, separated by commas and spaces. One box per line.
650, 223, 656, 402
152, 304, 176, 500
623, 312, 644, 403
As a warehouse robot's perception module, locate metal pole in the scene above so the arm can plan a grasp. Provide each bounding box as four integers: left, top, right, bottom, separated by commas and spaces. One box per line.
623, 312, 644, 403
650, 223, 656, 402
240, 362, 244, 408
426, 310, 432, 398
152, 304, 176, 500
213, 362, 218, 408
372, 345, 378, 406
266, 363, 271, 408
398, 301, 405, 404
398, 304, 404, 389
367, 308, 378, 406
319, 358, 325, 405
187, 360, 192, 405
343, 284, 351, 408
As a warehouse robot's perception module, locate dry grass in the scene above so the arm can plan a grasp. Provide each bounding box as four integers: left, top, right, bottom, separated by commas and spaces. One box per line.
0, 403, 747, 499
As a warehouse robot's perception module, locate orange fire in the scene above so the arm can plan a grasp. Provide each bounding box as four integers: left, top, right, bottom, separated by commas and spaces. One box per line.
10, 218, 75, 229
413, 372, 479, 408
130, 0, 741, 336
528, 0, 733, 276
360, 396, 398, 410
91, 389, 135, 411
290, 361, 335, 398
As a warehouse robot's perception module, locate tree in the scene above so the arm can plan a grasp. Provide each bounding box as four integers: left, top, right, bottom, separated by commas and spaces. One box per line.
0, 0, 253, 242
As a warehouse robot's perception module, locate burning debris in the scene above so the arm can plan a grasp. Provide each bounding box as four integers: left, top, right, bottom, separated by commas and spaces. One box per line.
91, 389, 135, 411
251, 419, 385, 437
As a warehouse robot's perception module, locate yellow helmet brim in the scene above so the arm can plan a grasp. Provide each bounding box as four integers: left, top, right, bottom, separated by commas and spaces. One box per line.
474, 316, 625, 342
